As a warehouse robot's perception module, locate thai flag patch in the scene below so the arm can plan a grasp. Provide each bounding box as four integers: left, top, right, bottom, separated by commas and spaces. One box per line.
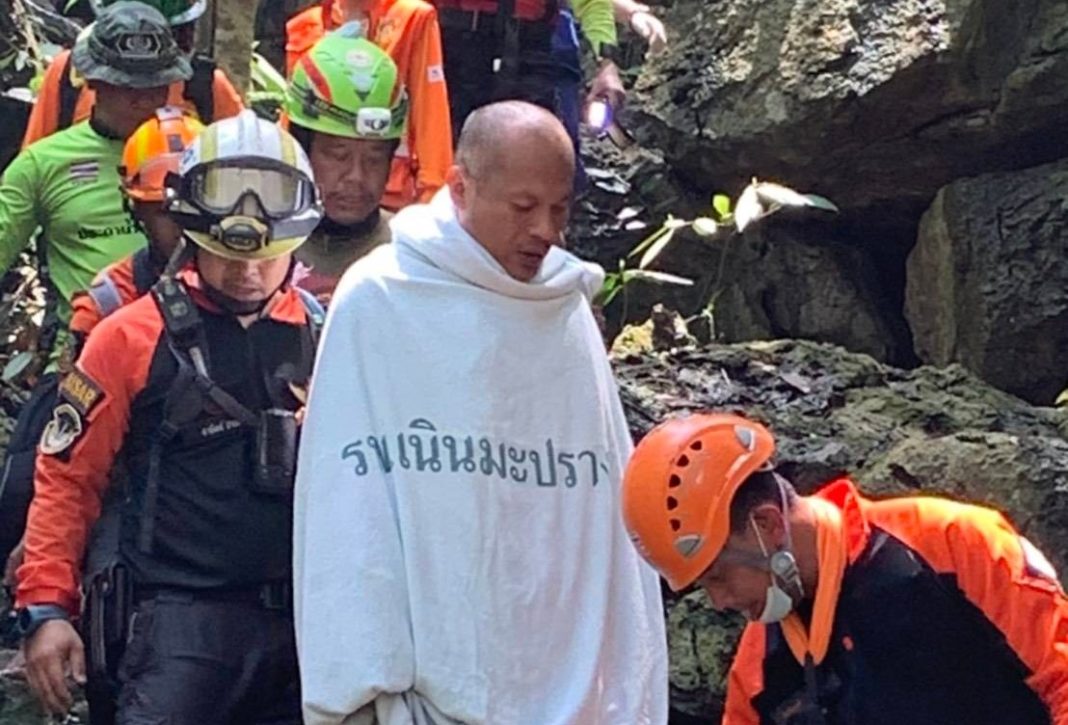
69, 160, 100, 184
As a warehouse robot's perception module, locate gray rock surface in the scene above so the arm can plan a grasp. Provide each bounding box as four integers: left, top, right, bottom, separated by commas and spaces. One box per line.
906, 158, 1068, 404
573, 142, 909, 364
631, 0, 1068, 218
573, 0, 1068, 372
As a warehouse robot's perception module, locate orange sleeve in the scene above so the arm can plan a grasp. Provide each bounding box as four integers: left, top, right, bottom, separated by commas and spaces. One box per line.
406, 5, 452, 201
15, 302, 158, 614
23, 50, 98, 148
68, 257, 140, 339
211, 69, 246, 119
21, 51, 67, 149
68, 291, 103, 339
723, 623, 765, 724
285, 5, 325, 77
885, 500, 1068, 721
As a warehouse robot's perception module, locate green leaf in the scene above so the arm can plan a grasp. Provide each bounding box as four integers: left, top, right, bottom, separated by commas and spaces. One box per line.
250, 52, 288, 96
803, 194, 840, 213
639, 228, 678, 269
2, 351, 34, 382
1056, 389, 1068, 407
627, 223, 672, 259
623, 269, 694, 286
713, 194, 732, 220
593, 272, 623, 305
595, 274, 624, 307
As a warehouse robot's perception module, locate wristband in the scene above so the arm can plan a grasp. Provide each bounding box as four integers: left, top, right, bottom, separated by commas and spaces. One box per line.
16, 603, 70, 640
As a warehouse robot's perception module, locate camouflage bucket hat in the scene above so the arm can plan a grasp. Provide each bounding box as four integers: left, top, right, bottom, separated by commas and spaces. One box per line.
72, 1, 192, 89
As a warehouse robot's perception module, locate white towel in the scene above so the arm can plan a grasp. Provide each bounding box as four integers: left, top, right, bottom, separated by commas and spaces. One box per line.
294, 189, 668, 725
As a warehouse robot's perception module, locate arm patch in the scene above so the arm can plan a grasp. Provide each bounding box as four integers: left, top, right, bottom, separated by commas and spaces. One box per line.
39, 403, 84, 458
39, 369, 106, 460
57, 369, 105, 418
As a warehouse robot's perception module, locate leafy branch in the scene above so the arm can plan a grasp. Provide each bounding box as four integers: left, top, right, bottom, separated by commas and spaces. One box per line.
597, 178, 839, 333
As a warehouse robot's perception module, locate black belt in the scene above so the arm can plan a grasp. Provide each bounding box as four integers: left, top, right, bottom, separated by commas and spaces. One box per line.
136, 581, 292, 611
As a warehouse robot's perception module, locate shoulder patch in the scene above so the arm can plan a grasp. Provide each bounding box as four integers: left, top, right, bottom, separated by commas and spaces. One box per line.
40, 403, 84, 457
427, 64, 444, 83
58, 369, 105, 418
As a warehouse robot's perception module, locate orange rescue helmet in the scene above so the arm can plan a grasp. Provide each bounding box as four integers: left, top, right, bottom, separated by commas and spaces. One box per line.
122, 107, 204, 203
621, 413, 776, 591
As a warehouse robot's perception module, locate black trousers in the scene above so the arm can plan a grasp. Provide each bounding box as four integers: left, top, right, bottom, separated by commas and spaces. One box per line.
439, 17, 559, 140
115, 593, 301, 725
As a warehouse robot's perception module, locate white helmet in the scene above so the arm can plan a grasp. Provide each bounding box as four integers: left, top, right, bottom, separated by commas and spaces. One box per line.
166, 110, 323, 261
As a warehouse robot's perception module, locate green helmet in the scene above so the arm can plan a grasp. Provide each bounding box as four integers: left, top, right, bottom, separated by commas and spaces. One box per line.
89, 0, 207, 25
286, 32, 409, 141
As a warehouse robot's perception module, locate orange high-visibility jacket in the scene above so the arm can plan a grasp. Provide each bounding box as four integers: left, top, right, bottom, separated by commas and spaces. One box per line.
21, 49, 244, 149
724, 478, 1068, 724
286, 0, 453, 209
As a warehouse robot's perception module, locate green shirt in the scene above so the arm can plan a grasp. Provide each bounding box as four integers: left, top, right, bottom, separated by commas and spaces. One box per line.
572, 0, 617, 55
0, 120, 147, 327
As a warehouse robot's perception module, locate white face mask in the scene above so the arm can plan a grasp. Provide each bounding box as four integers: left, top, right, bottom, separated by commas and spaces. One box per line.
750, 493, 803, 623
756, 578, 795, 623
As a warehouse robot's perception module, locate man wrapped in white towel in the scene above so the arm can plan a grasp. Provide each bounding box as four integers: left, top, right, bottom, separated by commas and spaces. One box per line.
293, 101, 668, 725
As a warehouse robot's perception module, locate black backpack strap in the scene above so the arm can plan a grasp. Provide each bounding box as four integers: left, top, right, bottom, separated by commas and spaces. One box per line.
184, 54, 216, 123
153, 275, 259, 428
131, 246, 160, 296
541, 0, 558, 23
57, 51, 79, 131
139, 277, 258, 553
495, 0, 521, 80
294, 286, 324, 348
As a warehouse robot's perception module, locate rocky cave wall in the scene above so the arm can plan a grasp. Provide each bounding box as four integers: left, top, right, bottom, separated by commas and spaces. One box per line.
578, 0, 1068, 404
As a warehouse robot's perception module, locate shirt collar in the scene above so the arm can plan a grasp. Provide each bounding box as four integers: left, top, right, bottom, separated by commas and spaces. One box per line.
814, 477, 872, 563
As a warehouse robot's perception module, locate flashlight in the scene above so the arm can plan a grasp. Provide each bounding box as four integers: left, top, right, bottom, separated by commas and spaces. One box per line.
585, 98, 613, 135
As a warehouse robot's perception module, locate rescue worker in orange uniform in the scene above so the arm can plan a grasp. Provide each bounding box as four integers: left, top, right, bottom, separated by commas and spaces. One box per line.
286, 0, 452, 209
16, 110, 322, 722
622, 413, 1068, 725
70, 107, 204, 345
1, 108, 204, 601
22, 0, 243, 149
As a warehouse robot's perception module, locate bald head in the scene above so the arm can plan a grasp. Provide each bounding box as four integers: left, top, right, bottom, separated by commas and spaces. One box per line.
447, 101, 576, 282
455, 101, 575, 183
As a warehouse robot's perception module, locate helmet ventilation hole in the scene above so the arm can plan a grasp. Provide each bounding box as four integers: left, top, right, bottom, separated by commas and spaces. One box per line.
668, 474, 682, 488
734, 426, 756, 451
670, 519, 681, 532
666, 496, 678, 510
689, 440, 703, 451
674, 535, 704, 558
677, 454, 690, 467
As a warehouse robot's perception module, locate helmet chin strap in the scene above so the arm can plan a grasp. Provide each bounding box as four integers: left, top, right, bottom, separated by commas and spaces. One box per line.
194, 257, 296, 317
